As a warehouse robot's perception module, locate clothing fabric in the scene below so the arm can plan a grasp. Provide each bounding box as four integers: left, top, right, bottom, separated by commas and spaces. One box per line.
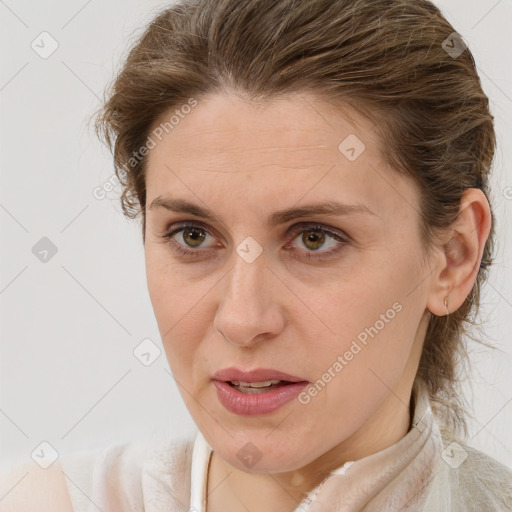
59, 380, 512, 511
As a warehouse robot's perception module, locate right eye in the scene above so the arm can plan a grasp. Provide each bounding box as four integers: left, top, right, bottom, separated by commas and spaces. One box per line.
162, 223, 221, 257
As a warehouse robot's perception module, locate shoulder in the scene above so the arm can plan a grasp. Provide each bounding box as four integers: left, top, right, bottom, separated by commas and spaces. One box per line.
0, 434, 194, 512
59, 438, 149, 511
431, 429, 512, 511
0, 459, 73, 511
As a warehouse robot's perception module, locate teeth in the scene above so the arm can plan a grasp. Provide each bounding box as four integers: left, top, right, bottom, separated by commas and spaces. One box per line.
230, 379, 282, 388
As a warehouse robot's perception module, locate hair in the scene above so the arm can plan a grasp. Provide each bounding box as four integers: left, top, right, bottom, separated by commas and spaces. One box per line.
94, 0, 496, 436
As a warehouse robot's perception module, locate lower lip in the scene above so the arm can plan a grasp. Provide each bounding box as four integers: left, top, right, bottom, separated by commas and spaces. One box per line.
212, 380, 309, 416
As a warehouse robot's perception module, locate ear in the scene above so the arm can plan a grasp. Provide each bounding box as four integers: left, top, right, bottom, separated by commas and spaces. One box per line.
426, 188, 492, 316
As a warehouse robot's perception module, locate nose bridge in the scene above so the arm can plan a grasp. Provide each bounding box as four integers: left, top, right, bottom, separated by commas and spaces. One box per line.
221, 231, 267, 301
224, 244, 269, 318
214, 243, 283, 346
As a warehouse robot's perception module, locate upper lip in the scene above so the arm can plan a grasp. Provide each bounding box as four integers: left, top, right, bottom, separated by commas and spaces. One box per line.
212, 367, 308, 383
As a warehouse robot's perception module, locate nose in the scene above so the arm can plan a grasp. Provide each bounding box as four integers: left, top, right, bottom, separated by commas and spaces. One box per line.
213, 249, 286, 348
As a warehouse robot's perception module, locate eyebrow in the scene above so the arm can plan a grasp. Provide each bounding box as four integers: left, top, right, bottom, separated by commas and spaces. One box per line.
149, 197, 376, 226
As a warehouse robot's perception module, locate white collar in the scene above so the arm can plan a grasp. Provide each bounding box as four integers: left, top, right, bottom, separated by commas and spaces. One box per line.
188, 379, 439, 512
190, 429, 213, 512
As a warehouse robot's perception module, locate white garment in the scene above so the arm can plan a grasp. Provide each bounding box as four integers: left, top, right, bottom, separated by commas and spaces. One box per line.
189, 430, 212, 512
51, 379, 512, 511
189, 430, 356, 512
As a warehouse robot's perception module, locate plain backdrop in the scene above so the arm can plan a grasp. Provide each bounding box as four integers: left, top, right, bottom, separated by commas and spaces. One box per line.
1, 0, 511, 470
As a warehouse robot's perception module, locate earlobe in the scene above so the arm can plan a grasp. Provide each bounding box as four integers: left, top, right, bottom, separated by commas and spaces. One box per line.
426, 188, 492, 317
443, 296, 450, 316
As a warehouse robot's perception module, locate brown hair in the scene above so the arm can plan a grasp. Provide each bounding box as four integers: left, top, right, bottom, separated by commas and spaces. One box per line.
94, 0, 496, 435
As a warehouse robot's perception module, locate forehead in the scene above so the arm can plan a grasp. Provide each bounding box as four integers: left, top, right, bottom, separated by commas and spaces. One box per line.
144, 92, 418, 222
148, 92, 378, 166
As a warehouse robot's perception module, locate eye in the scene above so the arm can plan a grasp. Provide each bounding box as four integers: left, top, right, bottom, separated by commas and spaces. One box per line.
161, 222, 219, 257
284, 223, 349, 259
160, 221, 350, 259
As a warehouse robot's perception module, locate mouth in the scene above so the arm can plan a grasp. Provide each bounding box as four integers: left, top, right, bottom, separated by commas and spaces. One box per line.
226, 379, 297, 394
212, 373, 310, 416
212, 367, 308, 386
211, 366, 309, 407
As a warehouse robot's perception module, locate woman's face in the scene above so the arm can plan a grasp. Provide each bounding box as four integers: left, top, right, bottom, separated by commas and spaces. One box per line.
144, 91, 434, 473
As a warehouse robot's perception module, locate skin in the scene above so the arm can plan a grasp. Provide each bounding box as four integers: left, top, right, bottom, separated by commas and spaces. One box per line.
143, 91, 491, 512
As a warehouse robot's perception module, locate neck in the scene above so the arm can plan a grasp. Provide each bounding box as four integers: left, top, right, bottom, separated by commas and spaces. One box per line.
206, 384, 414, 512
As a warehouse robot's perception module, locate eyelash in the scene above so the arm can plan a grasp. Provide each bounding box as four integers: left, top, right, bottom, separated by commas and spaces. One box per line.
160, 221, 350, 260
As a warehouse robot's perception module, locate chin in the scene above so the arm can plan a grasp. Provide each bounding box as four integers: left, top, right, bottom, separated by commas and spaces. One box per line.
211, 433, 318, 474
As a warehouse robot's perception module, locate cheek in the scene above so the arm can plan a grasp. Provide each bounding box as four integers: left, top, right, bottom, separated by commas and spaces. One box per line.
305, 260, 420, 381
145, 259, 213, 379
146, 250, 189, 325
301, 298, 414, 430
145, 257, 190, 353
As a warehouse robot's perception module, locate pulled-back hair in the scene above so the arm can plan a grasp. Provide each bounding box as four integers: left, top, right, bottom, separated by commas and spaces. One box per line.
94, 0, 496, 435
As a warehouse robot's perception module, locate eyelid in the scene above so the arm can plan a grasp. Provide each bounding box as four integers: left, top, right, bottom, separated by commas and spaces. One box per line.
163, 220, 349, 240
285, 221, 350, 242
163, 220, 221, 242
163, 221, 220, 252
162, 220, 351, 259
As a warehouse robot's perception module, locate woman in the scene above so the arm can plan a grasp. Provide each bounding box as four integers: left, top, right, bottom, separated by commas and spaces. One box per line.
2, 0, 511, 510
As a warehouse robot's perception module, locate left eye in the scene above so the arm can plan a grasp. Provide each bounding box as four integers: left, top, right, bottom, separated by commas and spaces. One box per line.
162, 222, 349, 258
288, 226, 345, 252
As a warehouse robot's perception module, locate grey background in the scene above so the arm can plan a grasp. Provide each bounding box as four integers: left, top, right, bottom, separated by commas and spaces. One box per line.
1, 0, 511, 470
